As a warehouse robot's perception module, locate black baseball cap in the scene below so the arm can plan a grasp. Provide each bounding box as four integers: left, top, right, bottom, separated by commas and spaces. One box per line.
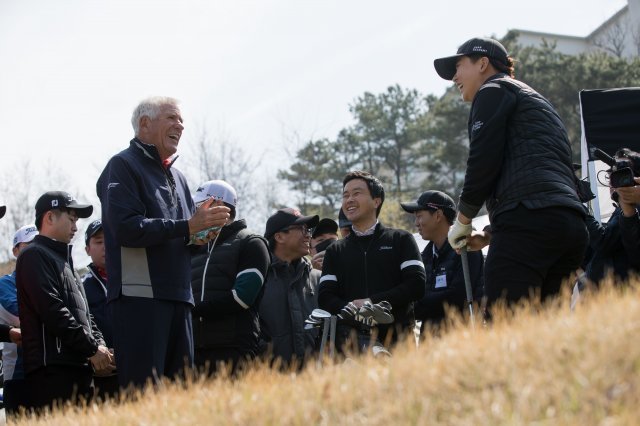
35, 191, 93, 221
312, 218, 338, 239
400, 190, 456, 216
434, 37, 509, 81
85, 219, 103, 246
264, 208, 320, 240
338, 208, 351, 228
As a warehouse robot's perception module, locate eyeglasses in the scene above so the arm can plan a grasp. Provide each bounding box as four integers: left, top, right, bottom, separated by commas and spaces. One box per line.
280, 225, 312, 235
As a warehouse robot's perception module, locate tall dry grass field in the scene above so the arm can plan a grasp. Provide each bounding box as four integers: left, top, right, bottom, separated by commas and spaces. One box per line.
14, 281, 640, 425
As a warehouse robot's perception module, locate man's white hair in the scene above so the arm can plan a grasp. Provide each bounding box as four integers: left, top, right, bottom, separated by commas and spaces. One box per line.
131, 96, 180, 136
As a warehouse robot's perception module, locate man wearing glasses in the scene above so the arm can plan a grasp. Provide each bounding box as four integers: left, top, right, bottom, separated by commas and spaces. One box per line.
259, 208, 319, 366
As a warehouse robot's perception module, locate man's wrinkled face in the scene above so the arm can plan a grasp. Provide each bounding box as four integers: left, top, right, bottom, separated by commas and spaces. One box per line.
144, 104, 184, 160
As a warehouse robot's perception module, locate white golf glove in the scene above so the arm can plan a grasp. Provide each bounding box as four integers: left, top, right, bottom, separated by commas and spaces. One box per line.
448, 218, 472, 249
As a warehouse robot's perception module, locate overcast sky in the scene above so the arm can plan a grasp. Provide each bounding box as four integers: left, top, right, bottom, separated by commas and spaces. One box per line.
0, 0, 628, 260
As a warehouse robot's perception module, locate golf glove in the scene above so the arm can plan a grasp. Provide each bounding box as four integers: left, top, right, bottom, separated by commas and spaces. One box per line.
448, 218, 472, 249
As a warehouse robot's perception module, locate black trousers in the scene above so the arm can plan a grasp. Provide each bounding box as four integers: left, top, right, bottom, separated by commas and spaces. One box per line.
27, 365, 94, 413
484, 205, 588, 306
194, 347, 253, 376
3, 378, 29, 419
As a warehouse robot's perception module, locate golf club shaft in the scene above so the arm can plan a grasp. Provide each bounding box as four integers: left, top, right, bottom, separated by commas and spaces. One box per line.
460, 246, 476, 328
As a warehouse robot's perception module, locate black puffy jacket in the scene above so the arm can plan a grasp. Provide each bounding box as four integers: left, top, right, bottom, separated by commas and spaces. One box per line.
459, 74, 584, 222
190, 220, 269, 354
16, 235, 104, 374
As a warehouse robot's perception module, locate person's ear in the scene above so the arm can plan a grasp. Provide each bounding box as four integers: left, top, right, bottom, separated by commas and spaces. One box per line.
373, 197, 382, 209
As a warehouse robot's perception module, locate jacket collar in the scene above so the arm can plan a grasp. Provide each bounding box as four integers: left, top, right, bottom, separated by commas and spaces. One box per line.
216, 219, 247, 243
130, 138, 179, 169
347, 221, 386, 241
33, 235, 74, 268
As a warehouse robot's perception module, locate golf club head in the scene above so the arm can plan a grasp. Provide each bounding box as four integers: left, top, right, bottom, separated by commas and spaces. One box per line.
311, 308, 332, 319
371, 344, 392, 358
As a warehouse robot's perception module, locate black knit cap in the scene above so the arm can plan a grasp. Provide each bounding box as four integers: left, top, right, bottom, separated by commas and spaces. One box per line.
434, 37, 509, 80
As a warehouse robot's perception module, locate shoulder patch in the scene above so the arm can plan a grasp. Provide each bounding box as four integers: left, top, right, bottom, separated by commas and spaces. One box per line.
479, 82, 501, 91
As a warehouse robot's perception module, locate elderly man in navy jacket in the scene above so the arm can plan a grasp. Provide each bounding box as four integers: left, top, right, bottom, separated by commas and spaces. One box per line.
97, 97, 229, 388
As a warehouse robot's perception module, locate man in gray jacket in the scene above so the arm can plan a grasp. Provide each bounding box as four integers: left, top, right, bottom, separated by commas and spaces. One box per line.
259, 208, 319, 367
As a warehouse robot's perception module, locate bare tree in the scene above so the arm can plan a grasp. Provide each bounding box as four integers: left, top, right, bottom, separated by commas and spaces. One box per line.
593, 18, 630, 58
181, 122, 267, 229
0, 159, 78, 263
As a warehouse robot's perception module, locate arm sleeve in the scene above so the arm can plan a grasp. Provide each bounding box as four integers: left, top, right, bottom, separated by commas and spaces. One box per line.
100, 157, 190, 248
318, 246, 348, 315
368, 233, 426, 307
458, 84, 517, 219
620, 210, 640, 269
585, 211, 622, 253
192, 237, 270, 319
17, 250, 99, 357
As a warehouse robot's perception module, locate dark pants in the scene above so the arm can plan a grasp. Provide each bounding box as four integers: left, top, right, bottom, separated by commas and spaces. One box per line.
484, 205, 588, 306
194, 347, 251, 376
3, 379, 29, 419
110, 296, 194, 389
93, 374, 120, 401
27, 365, 94, 412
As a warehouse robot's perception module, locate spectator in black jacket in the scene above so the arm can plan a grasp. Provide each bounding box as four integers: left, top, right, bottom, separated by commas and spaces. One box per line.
16, 191, 114, 411
434, 38, 587, 306
0, 205, 20, 346
401, 190, 484, 331
310, 218, 338, 270
319, 171, 426, 347
82, 219, 119, 399
259, 208, 320, 366
585, 149, 640, 283
190, 180, 270, 375
615, 153, 640, 272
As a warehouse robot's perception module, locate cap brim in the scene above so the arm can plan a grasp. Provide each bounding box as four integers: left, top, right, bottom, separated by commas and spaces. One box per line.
434, 54, 463, 80
69, 204, 93, 218
0, 206, 5, 219
294, 215, 319, 229
400, 202, 423, 213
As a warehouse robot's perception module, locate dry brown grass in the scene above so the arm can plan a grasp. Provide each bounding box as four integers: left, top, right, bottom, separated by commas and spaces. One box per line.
13, 279, 640, 425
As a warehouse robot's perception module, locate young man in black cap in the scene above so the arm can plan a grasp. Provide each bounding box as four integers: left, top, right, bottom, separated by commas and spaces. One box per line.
16, 191, 114, 411
310, 218, 339, 270
319, 171, 425, 346
433, 37, 587, 306
190, 180, 270, 375
259, 207, 320, 366
400, 190, 484, 331
82, 219, 119, 399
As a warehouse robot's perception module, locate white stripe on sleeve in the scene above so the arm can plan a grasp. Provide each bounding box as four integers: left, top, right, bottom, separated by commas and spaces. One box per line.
319, 274, 338, 284
400, 260, 425, 270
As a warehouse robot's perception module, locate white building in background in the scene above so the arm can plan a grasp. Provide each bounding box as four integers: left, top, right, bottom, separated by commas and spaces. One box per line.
514, 0, 640, 58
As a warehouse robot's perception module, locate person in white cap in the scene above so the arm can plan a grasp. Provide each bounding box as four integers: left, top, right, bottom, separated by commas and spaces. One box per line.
0, 224, 37, 416
190, 180, 271, 375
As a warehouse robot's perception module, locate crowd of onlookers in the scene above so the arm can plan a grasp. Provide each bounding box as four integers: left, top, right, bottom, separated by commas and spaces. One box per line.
0, 36, 639, 418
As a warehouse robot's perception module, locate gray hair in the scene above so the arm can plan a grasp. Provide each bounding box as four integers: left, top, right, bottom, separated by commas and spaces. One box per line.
131, 96, 180, 136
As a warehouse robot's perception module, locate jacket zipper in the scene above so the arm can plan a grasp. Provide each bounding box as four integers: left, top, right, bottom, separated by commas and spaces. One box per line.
42, 324, 47, 365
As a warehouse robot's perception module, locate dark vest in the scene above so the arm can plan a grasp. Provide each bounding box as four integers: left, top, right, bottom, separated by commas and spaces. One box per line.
482, 77, 584, 222
190, 220, 266, 352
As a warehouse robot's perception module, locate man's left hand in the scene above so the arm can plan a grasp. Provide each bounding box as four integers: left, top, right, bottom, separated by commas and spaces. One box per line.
448, 215, 473, 249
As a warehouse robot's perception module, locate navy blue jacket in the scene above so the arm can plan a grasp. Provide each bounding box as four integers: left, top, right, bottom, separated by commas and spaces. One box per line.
97, 139, 196, 304
82, 264, 113, 347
